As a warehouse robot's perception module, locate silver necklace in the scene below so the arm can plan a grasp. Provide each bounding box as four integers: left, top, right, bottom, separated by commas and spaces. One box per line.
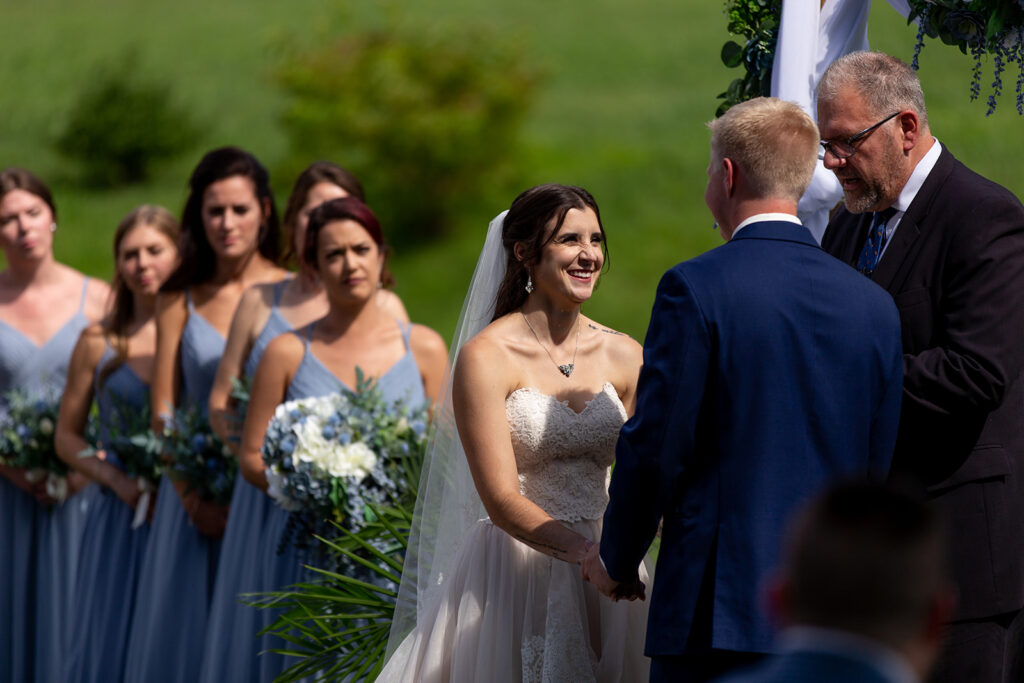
522, 312, 580, 378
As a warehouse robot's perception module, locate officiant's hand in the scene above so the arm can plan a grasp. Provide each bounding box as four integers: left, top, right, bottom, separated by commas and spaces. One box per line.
581, 541, 645, 602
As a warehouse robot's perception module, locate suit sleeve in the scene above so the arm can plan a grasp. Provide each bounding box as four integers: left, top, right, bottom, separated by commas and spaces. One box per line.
600, 266, 711, 583
903, 195, 1024, 418
870, 313, 903, 477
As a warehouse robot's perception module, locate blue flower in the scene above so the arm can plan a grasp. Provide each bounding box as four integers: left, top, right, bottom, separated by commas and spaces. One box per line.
410, 419, 427, 436
192, 433, 207, 452
322, 425, 336, 440
338, 431, 351, 445
280, 436, 296, 455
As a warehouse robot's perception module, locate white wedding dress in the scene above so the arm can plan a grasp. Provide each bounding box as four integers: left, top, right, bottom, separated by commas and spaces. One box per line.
380, 381, 650, 682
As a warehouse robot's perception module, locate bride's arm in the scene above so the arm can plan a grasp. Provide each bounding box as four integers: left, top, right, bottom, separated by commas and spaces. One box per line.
453, 337, 592, 565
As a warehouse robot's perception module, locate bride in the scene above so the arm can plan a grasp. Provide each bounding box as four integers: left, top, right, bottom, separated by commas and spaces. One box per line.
380, 184, 649, 682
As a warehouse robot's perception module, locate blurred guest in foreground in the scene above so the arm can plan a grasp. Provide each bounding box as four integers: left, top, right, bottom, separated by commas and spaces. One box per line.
718, 481, 954, 683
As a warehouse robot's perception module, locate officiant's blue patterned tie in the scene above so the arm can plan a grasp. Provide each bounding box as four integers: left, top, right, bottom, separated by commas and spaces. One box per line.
856, 207, 897, 276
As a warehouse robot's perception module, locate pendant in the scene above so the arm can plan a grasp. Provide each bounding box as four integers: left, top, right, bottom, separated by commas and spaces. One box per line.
558, 363, 574, 377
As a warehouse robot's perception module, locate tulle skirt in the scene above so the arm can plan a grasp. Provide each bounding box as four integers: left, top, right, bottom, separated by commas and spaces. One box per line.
123, 476, 222, 683
381, 518, 650, 683
198, 473, 276, 683
63, 487, 150, 683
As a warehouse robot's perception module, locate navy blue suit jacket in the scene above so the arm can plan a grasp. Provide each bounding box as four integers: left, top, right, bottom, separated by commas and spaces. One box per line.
600, 221, 903, 656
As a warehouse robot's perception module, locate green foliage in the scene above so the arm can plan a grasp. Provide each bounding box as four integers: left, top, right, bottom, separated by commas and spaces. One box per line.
716, 0, 782, 117
249, 506, 413, 682
54, 55, 200, 187
907, 1, 1024, 114
273, 7, 539, 247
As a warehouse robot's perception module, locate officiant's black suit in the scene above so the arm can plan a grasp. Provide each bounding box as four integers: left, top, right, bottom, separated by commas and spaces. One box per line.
822, 146, 1024, 681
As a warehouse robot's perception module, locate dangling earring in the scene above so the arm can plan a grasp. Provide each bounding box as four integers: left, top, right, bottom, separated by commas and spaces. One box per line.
50, 223, 57, 233
525, 273, 534, 294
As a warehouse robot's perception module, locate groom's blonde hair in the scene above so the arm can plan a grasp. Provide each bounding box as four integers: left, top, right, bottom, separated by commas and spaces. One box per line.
707, 97, 819, 203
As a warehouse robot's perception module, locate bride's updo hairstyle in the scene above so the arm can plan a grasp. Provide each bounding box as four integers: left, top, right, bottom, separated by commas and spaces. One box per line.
492, 183, 607, 321
302, 196, 395, 288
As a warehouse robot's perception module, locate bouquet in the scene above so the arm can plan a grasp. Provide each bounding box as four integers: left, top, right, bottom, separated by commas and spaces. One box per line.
261, 371, 429, 563
0, 388, 70, 502
163, 403, 237, 505
82, 395, 163, 528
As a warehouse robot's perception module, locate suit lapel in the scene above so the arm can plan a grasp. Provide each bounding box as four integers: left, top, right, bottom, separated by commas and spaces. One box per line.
872, 146, 956, 290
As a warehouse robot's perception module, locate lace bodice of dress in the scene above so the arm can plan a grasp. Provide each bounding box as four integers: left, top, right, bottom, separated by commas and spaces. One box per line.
505, 381, 627, 523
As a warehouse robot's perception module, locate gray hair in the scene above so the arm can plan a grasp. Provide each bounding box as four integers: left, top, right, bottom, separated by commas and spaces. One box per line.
817, 52, 928, 128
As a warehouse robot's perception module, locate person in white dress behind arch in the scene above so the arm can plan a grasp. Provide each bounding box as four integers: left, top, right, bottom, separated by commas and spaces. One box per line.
380, 184, 649, 682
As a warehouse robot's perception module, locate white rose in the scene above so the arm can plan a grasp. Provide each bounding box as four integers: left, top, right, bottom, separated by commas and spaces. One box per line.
38, 418, 54, 436
294, 418, 331, 464
325, 442, 377, 480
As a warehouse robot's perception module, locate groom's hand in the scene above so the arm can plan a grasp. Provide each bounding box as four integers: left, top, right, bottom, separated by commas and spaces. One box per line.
581, 542, 645, 602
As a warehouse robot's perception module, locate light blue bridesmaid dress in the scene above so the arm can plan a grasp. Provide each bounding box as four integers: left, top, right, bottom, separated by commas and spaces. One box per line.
198, 279, 292, 683
0, 278, 91, 683
63, 347, 152, 682
257, 320, 426, 682
123, 291, 226, 683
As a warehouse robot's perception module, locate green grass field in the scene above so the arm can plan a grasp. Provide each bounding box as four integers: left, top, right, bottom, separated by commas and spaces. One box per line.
2, 0, 1022, 341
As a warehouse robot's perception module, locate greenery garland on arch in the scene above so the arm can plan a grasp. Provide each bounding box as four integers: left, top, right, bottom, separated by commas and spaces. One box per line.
716, 0, 782, 117
908, 1, 1024, 115
716, 1, 1024, 118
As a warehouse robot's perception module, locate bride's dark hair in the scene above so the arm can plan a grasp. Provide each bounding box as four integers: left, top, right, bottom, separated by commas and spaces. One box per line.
491, 183, 608, 321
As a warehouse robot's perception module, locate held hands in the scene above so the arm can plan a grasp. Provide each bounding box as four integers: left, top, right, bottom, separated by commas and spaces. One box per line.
580, 541, 646, 602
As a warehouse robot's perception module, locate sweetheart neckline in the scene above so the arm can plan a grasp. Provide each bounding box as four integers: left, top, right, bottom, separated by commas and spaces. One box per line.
507, 381, 618, 416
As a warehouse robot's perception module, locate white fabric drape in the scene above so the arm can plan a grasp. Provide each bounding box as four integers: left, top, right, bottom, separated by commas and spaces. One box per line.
769, 0, 913, 242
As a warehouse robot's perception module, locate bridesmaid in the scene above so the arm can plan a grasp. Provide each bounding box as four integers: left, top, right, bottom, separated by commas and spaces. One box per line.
123, 147, 288, 683
0, 168, 109, 683
55, 205, 181, 682
237, 197, 447, 681
200, 162, 408, 681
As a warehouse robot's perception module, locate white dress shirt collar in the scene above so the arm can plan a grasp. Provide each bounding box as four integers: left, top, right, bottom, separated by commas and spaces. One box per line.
732, 212, 802, 238
893, 139, 942, 214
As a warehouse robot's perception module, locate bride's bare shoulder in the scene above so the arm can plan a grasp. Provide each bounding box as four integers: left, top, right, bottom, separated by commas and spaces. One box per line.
455, 315, 523, 383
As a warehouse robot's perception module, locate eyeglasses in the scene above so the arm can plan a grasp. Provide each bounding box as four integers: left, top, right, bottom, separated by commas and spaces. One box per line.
819, 111, 901, 160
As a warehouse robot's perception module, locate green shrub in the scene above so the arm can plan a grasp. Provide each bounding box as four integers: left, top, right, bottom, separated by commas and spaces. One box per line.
274, 13, 538, 246
55, 57, 199, 187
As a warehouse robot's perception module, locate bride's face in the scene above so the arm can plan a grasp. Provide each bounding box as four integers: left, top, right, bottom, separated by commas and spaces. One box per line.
531, 207, 604, 305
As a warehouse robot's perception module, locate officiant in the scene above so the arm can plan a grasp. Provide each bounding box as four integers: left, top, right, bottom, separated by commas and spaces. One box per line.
818, 51, 1024, 683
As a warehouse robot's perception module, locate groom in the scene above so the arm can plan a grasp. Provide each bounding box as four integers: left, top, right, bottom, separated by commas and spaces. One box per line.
582, 97, 904, 682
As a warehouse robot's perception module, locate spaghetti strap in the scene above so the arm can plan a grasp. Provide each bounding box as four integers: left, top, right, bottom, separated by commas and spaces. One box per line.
185, 289, 195, 311
305, 322, 315, 344
272, 279, 288, 307
77, 276, 90, 313
397, 320, 413, 351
